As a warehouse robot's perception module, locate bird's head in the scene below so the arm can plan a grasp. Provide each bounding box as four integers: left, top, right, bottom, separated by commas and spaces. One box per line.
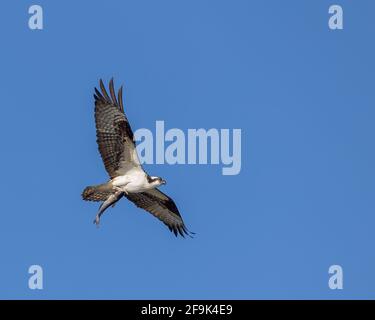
148, 176, 167, 187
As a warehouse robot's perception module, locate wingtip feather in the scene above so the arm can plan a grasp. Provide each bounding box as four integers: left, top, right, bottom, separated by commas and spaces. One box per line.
109, 77, 119, 106
99, 78, 111, 101
118, 85, 124, 113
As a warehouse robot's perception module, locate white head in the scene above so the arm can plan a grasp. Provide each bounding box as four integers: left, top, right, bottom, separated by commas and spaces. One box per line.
147, 175, 167, 187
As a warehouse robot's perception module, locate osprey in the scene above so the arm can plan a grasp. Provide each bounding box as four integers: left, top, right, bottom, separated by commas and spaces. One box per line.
82, 79, 193, 237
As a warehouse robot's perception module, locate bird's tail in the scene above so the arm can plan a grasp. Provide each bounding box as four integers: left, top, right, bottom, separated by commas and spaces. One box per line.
82, 182, 113, 202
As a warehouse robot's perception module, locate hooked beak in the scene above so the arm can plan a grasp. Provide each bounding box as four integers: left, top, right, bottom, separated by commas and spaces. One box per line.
161, 180, 167, 185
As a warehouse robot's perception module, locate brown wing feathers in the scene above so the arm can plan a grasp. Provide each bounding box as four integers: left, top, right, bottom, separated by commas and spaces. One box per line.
94, 79, 121, 111
95, 79, 133, 140
99, 79, 111, 101
125, 189, 194, 238
118, 86, 124, 113
109, 78, 119, 106
94, 79, 133, 178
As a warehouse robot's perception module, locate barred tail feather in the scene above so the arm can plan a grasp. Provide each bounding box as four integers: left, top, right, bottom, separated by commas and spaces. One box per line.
82, 183, 113, 202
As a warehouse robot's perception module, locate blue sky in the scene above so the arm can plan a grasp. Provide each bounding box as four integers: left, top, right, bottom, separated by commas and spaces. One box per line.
0, 0, 374, 299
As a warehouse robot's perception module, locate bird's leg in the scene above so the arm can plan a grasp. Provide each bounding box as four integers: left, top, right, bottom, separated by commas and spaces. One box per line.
114, 186, 129, 195
94, 190, 124, 226
111, 186, 128, 208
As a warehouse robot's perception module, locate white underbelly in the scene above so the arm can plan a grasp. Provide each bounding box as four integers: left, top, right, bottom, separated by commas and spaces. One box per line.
125, 183, 150, 193
112, 173, 150, 193
112, 175, 131, 187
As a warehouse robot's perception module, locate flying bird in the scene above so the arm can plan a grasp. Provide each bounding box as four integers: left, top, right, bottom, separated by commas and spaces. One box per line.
82, 79, 193, 237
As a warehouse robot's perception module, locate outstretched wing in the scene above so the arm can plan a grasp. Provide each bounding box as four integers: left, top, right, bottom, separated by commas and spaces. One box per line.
94, 78, 142, 179
125, 188, 193, 237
